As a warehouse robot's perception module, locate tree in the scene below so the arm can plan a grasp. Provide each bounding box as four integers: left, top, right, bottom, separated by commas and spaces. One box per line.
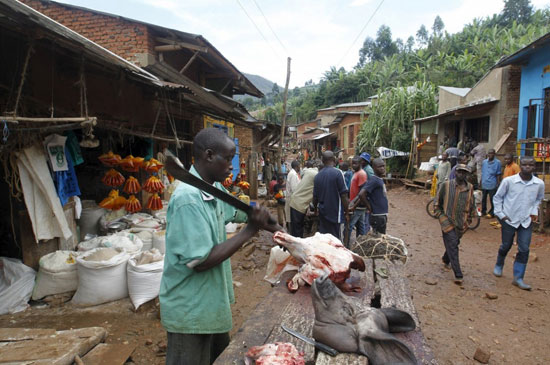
432, 15, 445, 37
416, 24, 429, 46
271, 83, 280, 95
357, 25, 398, 66
499, 0, 533, 25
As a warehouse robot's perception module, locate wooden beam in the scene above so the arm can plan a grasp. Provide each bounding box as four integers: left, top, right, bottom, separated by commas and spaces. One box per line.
154, 38, 208, 53
97, 123, 193, 145
179, 50, 201, 74
0, 116, 97, 124
220, 79, 232, 94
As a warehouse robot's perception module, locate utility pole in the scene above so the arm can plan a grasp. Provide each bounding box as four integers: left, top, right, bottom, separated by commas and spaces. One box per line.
278, 57, 291, 171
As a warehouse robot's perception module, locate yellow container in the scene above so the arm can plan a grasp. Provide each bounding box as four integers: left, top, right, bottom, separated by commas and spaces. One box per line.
238, 195, 250, 205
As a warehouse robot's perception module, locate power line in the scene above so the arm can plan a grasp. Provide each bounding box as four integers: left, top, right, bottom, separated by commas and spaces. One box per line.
235, 0, 284, 62
252, 0, 288, 54
337, 0, 385, 67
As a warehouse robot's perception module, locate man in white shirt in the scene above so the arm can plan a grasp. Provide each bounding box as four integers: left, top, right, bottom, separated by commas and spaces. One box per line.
285, 160, 301, 230
492, 156, 545, 290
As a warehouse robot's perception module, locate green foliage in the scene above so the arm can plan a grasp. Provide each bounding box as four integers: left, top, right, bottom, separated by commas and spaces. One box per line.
242, 1, 550, 133
355, 82, 437, 172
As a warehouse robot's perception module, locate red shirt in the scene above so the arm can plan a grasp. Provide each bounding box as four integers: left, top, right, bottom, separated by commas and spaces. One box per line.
350, 169, 367, 201
269, 180, 278, 194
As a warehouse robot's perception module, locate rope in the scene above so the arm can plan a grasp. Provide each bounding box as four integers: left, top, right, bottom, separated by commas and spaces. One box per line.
1, 151, 23, 200
352, 234, 407, 262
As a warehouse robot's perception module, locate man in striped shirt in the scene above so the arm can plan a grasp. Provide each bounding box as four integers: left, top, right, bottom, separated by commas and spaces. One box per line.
435, 164, 476, 285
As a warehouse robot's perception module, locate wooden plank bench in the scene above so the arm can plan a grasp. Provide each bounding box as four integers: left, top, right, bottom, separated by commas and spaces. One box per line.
215, 259, 435, 364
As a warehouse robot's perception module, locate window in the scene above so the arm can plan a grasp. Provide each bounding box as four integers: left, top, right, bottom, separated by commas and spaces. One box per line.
465, 116, 490, 143
343, 126, 349, 148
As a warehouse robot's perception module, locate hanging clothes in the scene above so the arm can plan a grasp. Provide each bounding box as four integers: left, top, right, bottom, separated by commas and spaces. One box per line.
64, 131, 84, 166
44, 134, 68, 172
53, 148, 81, 206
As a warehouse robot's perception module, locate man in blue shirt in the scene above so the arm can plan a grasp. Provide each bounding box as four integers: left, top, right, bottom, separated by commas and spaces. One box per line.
313, 151, 349, 240
480, 149, 502, 218
340, 161, 353, 190
492, 156, 545, 290
356, 158, 389, 234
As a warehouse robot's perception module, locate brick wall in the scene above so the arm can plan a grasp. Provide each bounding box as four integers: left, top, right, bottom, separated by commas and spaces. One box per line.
234, 124, 252, 163
21, 0, 155, 64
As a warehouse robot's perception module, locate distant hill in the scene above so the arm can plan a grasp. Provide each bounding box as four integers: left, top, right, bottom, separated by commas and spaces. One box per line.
244, 73, 277, 96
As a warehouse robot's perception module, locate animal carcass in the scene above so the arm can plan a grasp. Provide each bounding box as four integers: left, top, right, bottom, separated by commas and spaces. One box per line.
244, 342, 305, 365
271, 232, 365, 292
311, 274, 417, 365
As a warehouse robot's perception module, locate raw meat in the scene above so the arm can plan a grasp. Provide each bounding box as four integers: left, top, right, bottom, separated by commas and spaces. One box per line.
272, 232, 365, 292
244, 342, 305, 365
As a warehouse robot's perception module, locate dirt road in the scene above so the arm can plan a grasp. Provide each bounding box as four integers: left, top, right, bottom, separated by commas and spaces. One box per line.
0, 188, 548, 364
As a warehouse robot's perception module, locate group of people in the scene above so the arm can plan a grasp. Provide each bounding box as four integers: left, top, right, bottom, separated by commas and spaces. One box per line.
157, 128, 545, 364
270, 150, 389, 248
434, 149, 544, 289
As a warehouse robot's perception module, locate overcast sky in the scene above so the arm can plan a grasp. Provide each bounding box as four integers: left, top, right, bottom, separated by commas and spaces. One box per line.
57, 0, 549, 88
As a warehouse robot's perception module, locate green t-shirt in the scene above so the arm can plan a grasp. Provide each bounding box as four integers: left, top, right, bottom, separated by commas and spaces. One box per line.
159, 166, 248, 334
364, 164, 375, 178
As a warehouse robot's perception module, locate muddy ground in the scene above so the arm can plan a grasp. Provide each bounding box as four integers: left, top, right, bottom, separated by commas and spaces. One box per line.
1, 187, 548, 364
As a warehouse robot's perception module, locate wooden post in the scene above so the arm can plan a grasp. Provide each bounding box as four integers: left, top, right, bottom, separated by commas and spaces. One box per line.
278, 57, 291, 171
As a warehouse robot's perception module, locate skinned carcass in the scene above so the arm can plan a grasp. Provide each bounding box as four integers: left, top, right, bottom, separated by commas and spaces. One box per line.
271, 232, 365, 292
244, 342, 305, 365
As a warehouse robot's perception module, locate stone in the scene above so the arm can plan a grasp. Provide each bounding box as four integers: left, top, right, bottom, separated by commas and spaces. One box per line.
485, 292, 498, 300
530, 253, 538, 262
241, 261, 255, 270
473, 347, 491, 364
424, 279, 437, 285
157, 341, 167, 352
243, 244, 256, 257
145, 339, 153, 346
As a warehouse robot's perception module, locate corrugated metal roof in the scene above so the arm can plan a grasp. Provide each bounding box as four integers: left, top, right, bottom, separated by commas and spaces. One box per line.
23, 0, 263, 97
439, 86, 471, 97
413, 98, 498, 123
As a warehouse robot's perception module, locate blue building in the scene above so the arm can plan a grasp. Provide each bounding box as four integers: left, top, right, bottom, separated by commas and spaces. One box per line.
496, 33, 550, 161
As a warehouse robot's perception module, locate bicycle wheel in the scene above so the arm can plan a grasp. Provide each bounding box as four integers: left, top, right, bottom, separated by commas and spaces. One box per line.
469, 213, 481, 230
426, 198, 438, 218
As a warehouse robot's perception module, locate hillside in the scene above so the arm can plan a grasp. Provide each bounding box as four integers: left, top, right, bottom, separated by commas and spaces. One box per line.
244, 73, 276, 96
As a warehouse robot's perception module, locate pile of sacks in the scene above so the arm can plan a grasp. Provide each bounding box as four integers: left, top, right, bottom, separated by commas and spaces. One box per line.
30, 212, 168, 310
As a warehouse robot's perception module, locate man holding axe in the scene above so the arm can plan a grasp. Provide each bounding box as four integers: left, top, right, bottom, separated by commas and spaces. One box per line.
160, 128, 281, 365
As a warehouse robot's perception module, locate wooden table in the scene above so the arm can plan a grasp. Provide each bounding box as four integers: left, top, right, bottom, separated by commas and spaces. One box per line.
215, 259, 436, 364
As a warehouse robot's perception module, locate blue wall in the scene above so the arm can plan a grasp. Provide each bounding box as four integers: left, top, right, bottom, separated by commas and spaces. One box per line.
517, 43, 550, 140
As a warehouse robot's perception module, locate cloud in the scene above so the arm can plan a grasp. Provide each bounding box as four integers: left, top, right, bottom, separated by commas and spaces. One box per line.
350, 0, 374, 7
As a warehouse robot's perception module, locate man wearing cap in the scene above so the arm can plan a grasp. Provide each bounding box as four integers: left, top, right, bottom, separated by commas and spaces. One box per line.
435, 163, 476, 285
360, 152, 375, 178
492, 156, 545, 290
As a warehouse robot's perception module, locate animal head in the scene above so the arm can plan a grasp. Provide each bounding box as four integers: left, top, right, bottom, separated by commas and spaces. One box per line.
311, 275, 418, 365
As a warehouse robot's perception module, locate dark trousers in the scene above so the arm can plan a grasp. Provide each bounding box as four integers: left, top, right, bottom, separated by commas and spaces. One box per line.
370, 215, 387, 234
481, 188, 497, 216
449, 157, 457, 168
442, 229, 463, 279
290, 207, 306, 238
497, 220, 532, 266
319, 214, 341, 240
166, 331, 230, 365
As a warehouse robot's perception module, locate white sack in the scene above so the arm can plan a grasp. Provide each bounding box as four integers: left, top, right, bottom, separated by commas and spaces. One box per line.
71, 248, 130, 306
32, 251, 79, 300
78, 231, 143, 255
16, 144, 72, 242
132, 230, 154, 251
0, 257, 36, 315
152, 230, 166, 254
127, 249, 164, 309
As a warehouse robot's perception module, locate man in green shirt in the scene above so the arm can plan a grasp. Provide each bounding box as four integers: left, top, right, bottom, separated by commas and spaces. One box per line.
160, 128, 280, 365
